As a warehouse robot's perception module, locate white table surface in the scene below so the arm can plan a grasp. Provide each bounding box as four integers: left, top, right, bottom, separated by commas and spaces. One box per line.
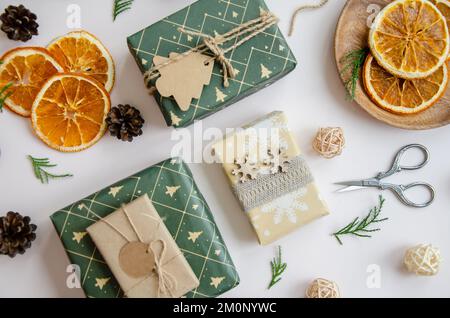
0, 0, 449, 298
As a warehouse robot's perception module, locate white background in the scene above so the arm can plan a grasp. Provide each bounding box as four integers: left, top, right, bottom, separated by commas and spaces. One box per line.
0, 0, 449, 298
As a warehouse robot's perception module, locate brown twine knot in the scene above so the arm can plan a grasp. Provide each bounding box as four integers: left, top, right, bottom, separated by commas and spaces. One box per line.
312, 127, 345, 159
202, 35, 236, 87
178, 28, 236, 87
149, 240, 178, 297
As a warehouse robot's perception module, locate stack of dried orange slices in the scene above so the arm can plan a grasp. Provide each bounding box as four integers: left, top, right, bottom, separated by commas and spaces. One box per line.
0, 30, 114, 152
364, 0, 450, 115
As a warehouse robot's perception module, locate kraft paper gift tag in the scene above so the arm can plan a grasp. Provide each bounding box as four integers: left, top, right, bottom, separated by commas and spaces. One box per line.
87, 194, 199, 298
153, 52, 214, 111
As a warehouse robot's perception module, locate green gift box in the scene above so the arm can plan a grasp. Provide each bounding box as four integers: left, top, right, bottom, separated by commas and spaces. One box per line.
127, 0, 297, 128
50, 158, 239, 298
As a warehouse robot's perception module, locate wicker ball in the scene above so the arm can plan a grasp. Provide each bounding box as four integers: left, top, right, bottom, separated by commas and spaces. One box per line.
312, 127, 345, 159
404, 244, 441, 276
306, 278, 340, 298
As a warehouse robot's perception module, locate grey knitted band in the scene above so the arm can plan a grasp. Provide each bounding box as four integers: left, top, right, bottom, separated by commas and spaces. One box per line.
232, 156, 314, 212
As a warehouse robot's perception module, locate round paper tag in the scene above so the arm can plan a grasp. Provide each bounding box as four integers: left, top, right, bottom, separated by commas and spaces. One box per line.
119, 242, 155, 278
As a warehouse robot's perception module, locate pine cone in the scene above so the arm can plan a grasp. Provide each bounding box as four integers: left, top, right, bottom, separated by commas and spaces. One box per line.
106, 104, 145, 142
0, 212, 37, 258
0, 5, 39, 42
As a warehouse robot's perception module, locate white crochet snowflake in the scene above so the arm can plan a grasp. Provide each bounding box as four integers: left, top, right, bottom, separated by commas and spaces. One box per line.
261, 187, 309, 225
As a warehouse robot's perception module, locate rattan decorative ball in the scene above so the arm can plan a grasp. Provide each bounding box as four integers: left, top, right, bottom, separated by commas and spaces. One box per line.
404, 244, 441, 276
312, 127, 345, 159
306, 278, 340, 298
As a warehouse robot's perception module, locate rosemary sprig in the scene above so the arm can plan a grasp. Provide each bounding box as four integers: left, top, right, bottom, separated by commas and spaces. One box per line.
0, 61, 13, 112
28, 155, 73, 184
333, 195, 388, 245
340, 47, 369, 100
113, 0, 134, 21
268, 246, 287, 289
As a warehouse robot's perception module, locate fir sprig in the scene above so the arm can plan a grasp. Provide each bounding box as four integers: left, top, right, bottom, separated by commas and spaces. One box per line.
0, 61, 13, 112
268, 246, 287, 289
28, 155, 73, 184
333, 195, 388, 245
340, 47, 369, 100
113, 0, 134, 21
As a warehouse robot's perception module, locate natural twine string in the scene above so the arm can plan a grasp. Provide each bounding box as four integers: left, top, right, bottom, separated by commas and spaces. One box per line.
90, 206, 179, 297
144, 12, 279, 88
289, 0, 329, 36
312, 127, 345, 159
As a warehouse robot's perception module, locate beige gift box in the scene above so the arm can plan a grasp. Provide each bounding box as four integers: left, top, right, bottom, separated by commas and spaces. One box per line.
213, 111, 330, 245
87, 194, 199, 298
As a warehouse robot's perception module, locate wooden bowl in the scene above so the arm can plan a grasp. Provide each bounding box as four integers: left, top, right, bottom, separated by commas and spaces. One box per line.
335, 0, 450, 130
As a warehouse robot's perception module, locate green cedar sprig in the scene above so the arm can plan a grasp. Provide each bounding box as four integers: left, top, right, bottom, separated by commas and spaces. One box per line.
28, 155, 73, 184
113, 0, 134, 21
340, 47, 369, 100
268, 246, 287, 289
333, 195, 388, 245
0, 82, 13, 112
0, 61, 13, 112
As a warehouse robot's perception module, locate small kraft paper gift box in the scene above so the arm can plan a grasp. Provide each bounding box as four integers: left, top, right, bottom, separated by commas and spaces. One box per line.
127, 0, 297, 128
86, 195, 199, 298
50, 158, 239, 298
212, 111, 330, 245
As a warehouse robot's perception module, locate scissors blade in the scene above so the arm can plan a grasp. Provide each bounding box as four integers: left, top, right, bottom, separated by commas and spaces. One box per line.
334, 180, 367, 193
335, 186, 366, 193
334, 180, 366, 187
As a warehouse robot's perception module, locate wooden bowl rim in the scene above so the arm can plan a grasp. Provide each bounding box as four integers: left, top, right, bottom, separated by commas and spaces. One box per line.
334, 0, 450, 130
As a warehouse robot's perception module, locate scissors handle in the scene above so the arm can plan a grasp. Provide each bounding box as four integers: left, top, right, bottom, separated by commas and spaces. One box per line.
377, 144, 429, 180
380, 182, 435, 208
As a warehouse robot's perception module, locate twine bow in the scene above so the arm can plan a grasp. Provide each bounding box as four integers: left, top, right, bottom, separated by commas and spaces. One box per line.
144, 12, 279, 89
148, 240, 178, 297
178, 29, 236, 87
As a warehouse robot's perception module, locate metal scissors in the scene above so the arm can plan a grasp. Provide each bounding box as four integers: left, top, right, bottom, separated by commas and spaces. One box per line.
335, 144, 435, 208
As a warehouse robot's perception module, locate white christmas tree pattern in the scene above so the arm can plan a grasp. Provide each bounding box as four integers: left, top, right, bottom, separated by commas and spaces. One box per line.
188, 231, 203, 243
94, 277, 110, 290
261, 187, 309, 224
215, 87, 227, 102
261, 64, 272, 79
170, 111, 182, 126
210, 276, 225, 289
165, 185, 181, 197
72, 232, 87, 244
108, 186, 123, 198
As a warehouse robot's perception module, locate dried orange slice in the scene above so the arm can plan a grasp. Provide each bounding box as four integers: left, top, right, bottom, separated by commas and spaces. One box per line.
31, 73, 111, 152
363, 54, 448, 114
429, 0, 450, 59
0, 47, 64, 116
47, 31, 115, 92
369, 0, 449, 79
